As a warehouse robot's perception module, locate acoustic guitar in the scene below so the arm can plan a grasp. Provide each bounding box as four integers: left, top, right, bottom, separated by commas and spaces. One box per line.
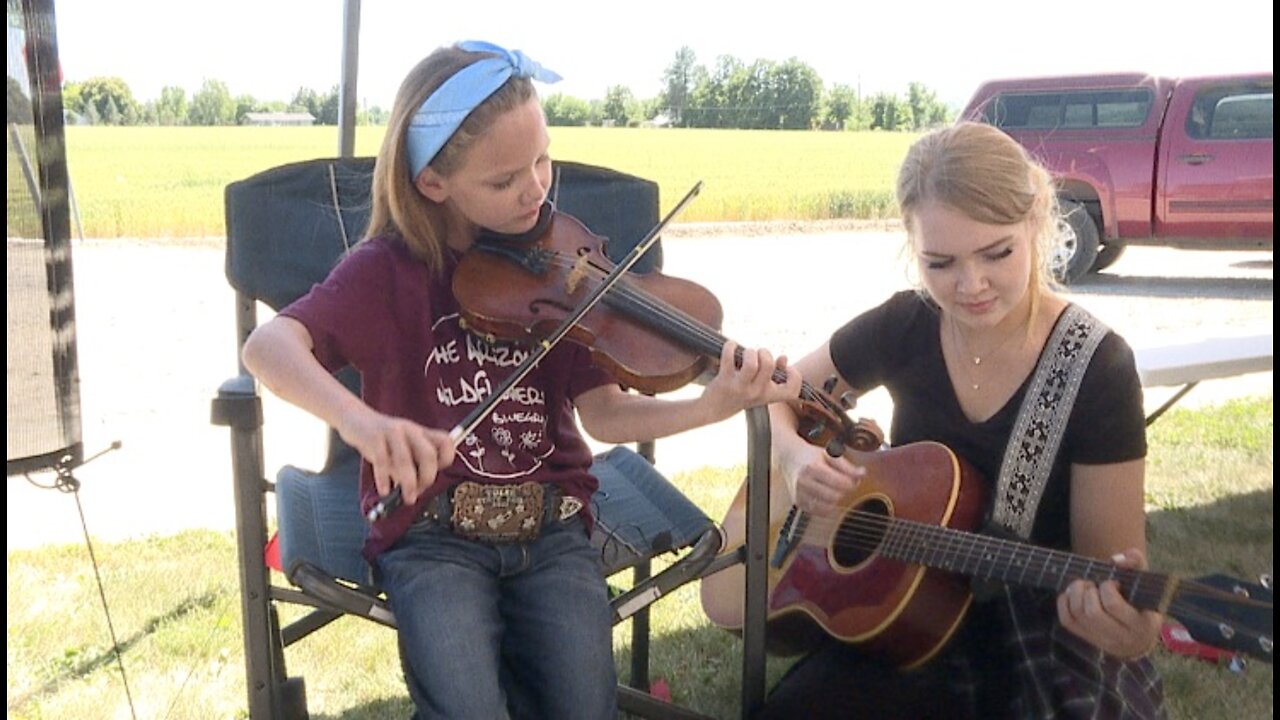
699, 441, 1273, 668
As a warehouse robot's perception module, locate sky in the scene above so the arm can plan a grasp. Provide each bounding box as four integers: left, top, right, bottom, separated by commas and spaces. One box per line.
52, 0, 1274, 111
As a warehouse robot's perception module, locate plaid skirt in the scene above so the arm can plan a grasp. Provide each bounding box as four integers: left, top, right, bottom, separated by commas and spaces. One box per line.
758, 588, 1167, 720
947, 587, 1167, 720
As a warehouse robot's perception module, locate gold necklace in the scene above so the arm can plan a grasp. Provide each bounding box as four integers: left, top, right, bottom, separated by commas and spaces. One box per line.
949, 315, 1022, 391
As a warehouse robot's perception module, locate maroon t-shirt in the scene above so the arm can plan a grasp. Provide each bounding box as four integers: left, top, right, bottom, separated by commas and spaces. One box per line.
279, 235, 616, 560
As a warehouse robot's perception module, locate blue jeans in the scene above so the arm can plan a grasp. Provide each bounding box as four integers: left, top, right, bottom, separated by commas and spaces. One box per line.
376, 514, 617, 720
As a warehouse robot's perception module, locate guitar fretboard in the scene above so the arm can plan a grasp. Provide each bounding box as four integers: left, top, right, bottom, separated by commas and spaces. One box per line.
874, 515, 1174, 612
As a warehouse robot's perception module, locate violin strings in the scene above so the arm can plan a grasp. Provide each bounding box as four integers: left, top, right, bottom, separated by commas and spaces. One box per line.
539, 252, 847, 417
545, 253, 730, 352
790, 507, 1271, 641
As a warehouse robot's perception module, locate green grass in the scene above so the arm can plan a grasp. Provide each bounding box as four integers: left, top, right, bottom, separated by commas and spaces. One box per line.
1142, 397, 1274, 719
49, 126, 917, 238
6, 397, 1272, 719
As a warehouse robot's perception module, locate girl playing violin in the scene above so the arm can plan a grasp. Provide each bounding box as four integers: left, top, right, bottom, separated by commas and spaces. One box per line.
757, 122, 1165, 719
242, 40, 800, 719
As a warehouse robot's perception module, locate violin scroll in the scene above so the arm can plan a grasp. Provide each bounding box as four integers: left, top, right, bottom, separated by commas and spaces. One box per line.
794, 394, 883, 457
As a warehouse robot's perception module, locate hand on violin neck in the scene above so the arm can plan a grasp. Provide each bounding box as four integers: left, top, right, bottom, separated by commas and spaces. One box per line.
727, 344, 805, 390
699, 342, 803, 422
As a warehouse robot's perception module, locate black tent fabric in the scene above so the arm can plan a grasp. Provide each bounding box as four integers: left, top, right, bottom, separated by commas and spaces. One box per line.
7, 0, 83, 475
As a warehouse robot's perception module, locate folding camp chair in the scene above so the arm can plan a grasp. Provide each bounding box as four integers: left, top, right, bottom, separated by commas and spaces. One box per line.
210, 157, 775, 719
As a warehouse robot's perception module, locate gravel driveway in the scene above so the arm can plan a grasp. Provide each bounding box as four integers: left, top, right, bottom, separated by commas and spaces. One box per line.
6, 228, 1273, 550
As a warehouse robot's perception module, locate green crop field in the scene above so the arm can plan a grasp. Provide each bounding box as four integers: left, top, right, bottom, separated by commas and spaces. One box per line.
45, 126, 919, 238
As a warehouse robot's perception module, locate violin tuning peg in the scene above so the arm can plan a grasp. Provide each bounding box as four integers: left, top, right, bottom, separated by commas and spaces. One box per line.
825, 438, 846, 458
822, 374, 839, 395
804, 424, 826, 443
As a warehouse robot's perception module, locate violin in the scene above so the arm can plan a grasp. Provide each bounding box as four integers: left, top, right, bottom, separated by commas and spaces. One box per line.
452, 201, 883, 452
455, 204, 720, 394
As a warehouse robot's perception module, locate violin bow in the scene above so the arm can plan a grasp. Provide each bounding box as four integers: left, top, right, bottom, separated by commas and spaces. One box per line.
368, 182, 704, 521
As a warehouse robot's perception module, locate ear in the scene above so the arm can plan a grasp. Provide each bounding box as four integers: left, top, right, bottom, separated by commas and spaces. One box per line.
414, 168, 449, 203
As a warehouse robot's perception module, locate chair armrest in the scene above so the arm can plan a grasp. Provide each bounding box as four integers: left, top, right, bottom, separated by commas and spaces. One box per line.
211, 374, 263, 429
611, 526, 723, 623
287, 560, 396, 628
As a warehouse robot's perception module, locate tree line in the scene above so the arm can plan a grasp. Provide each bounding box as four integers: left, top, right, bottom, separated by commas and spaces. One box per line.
55, 46, 951, 131
548, 48, 951, 131
58, 76, 392, 127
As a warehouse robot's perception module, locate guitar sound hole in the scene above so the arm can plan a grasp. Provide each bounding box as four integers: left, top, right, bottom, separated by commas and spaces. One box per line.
831, 498, 889, 569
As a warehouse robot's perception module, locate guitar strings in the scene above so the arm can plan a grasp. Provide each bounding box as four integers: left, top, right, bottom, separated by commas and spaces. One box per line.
793, 508, 1271, 651
799, 509, 1170, 606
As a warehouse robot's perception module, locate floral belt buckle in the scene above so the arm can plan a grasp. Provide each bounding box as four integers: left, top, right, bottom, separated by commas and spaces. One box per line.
450, 481, 544, 543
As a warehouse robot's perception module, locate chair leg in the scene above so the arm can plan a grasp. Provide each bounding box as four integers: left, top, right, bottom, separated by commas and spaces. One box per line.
628, 559, 652, 692
228, 422, 285, 719
276, 676, 309, 720
741, 407, 772, 717
269, 605, 309, 720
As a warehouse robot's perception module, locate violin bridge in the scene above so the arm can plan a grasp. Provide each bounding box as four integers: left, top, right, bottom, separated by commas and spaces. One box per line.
565, 255, 592, 295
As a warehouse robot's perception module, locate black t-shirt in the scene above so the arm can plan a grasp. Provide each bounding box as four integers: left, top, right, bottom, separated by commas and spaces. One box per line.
829, 291, 1146, 550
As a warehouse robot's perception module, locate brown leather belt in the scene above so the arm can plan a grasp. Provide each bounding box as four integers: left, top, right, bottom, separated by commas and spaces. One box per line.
425, 481, 583, 543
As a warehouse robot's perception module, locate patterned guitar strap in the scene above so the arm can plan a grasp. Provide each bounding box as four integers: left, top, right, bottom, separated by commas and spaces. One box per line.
983, 307, 1164, 716
990, 303, 1108, 539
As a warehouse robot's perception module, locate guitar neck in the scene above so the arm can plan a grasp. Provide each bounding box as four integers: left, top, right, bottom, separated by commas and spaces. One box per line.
881, 516, 1174, 613
875, 514, 1274, 662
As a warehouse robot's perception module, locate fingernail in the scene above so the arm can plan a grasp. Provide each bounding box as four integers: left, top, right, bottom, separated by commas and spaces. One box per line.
1111, 553, 1125, 563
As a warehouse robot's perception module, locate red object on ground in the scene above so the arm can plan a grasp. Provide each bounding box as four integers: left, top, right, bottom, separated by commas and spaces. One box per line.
1161, 619, 1240, 666
649, 677, 672, 702
264, 532, 283, 573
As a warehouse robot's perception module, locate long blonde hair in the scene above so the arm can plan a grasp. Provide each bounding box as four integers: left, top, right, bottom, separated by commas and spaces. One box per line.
896, 121, 1060, 304
364, 44, 537, 271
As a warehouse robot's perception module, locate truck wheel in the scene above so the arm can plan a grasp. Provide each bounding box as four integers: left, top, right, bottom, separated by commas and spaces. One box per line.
1054, 201, 1100, 284
1091, 242, 1126, 272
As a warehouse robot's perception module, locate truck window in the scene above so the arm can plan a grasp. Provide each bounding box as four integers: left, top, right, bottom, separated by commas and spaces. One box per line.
1211, 94, 1273, 138
985, 93, 1061, 127
1187, 83, 1274, 139
986, 89, 1151, 129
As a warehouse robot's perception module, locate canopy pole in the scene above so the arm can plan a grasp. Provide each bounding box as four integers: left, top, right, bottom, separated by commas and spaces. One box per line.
337, 0, 361, 157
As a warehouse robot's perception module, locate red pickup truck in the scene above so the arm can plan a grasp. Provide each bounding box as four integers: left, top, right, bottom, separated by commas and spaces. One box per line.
961, 72, 1273, 282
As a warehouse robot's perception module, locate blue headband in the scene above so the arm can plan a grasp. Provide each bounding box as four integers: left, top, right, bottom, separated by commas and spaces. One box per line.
406, 40, 561, 180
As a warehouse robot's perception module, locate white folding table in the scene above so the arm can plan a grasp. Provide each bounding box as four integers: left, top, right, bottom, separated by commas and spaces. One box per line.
1134, 333, 1273, 425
